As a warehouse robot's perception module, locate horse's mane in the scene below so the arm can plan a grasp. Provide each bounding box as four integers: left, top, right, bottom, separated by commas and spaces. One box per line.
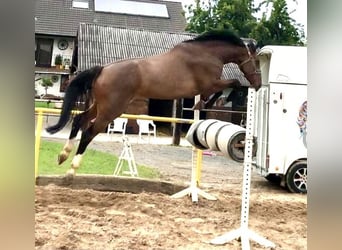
183, 29, 245, 47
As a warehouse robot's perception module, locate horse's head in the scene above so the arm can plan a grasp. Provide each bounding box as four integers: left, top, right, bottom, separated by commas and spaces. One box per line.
238, 40, 261, 90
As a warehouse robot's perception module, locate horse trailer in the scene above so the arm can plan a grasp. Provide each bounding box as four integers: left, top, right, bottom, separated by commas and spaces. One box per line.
254, 46, 307, 193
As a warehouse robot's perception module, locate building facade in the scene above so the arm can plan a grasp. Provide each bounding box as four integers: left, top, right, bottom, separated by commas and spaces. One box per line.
34, 0, 186, 97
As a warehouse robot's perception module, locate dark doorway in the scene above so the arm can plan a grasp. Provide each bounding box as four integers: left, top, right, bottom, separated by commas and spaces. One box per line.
148, 99, 173, 135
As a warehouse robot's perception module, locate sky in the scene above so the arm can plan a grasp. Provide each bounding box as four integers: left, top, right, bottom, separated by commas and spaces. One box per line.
174, 0, 307, 35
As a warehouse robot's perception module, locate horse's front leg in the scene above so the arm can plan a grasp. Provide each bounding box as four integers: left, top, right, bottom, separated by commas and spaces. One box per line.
204, 79, 241, 108
192, 79, 241, 110
214, 78, 241, 89
192, 91, 222, 110
203, 91, 223, 109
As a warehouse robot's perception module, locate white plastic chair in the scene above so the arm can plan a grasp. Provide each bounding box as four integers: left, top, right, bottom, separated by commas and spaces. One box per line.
136, 119, 156, 142
107, 118, 128, 137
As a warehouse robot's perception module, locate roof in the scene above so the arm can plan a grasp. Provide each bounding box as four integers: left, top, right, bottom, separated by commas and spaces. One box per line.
34, 0, 186, 37
77, 23, 250, 85
258, 45, 307, 85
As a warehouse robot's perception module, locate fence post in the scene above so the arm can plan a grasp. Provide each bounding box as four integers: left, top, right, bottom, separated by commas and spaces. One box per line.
35, 110, 44, 179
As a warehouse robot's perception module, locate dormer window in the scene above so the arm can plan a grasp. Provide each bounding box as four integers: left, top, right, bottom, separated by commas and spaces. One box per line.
72, 0, 89, 9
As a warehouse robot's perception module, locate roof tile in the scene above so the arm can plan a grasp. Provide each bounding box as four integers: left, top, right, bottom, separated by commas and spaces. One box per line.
35, 0, 186, 36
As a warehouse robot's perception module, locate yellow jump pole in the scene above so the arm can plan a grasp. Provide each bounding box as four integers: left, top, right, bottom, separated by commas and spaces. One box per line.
35, 110, 44, 179
196, 149, 203, 186
192, 97, 203, 187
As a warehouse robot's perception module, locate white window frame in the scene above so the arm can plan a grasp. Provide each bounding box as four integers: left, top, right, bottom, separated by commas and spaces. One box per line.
72, 0, 89, 9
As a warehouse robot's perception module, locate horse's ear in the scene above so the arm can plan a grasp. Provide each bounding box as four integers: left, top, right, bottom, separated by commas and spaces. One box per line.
247, 40, 258, 53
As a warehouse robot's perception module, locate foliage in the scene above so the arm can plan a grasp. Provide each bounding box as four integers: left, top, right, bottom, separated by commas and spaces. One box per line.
185, 0, 305, 47
40, 77, 53, 95
54, 54, 63, 65
215, 0, 257, 37
252, 0, 305, 47
185, 0, 216, 33
38, 140, 160, 178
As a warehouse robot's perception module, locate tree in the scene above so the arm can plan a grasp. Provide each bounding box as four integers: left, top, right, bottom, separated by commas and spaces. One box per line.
255, 0, 304, 46
185, 0, 305, 46
249, 15, 273, 47
185, 0, 216, 33
41, 77, 53, 95
186, 0, 257, 37
214, 0, 257, 37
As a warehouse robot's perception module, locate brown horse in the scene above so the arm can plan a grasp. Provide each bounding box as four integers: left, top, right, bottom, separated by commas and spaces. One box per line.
46, 29, 261, 175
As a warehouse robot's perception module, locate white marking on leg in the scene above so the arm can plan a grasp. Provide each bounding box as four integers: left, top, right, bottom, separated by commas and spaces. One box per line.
71, 154, 83, 169
66, 154, 83, 176
66, 168, 76, 176
63, 139, 75, 153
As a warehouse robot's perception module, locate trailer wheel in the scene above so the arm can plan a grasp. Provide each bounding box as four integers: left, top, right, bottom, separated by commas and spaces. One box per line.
286, 161, 307, 193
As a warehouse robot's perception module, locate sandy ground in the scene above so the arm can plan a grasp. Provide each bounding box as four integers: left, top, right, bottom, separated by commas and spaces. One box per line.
35, 131, 307, 249
35, 185, 306, 250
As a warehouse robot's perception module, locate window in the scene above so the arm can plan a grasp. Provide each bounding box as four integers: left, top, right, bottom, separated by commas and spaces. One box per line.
35, 38, 53, 67
94, 0, 169, 18
73, 0, 89, 9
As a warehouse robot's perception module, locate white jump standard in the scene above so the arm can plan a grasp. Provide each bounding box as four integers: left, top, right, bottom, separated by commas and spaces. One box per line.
210, 88, 275, 249
113, 136, 138, 177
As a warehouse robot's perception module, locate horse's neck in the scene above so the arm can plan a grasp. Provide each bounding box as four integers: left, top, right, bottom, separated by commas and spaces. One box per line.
205, 43, 243, 64
170, 45, 223, 71
177, 42, 242, 65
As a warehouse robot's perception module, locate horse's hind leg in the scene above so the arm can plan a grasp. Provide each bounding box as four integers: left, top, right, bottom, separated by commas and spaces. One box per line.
66, 116, 110, 175
58, 114, 82, 165
58, 105, 97, 165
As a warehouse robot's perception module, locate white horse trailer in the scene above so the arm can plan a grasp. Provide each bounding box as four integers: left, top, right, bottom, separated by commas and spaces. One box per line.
254, 46, 307, 193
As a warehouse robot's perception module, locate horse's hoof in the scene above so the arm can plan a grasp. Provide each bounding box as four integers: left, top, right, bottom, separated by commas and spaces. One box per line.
66, 168, 76, 176
58, 153, 68, 165
71, 154, 82, 169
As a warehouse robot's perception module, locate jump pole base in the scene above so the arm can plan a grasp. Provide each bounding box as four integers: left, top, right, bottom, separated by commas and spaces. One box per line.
210, 227, 275, 249
171, 145, 216, 202
171, 185, 217, 203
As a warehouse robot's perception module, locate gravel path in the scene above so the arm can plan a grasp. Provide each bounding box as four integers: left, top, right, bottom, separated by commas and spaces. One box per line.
43, 135, 266, 189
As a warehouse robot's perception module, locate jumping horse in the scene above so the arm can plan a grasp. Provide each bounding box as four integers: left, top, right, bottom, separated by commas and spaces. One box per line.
46, 29, 261, 175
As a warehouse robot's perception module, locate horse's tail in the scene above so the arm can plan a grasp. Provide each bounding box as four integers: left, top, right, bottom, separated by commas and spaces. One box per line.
46, 66, 103, 134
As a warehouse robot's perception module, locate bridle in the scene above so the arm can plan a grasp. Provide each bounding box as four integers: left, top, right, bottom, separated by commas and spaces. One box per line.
238, 44, 261, 77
